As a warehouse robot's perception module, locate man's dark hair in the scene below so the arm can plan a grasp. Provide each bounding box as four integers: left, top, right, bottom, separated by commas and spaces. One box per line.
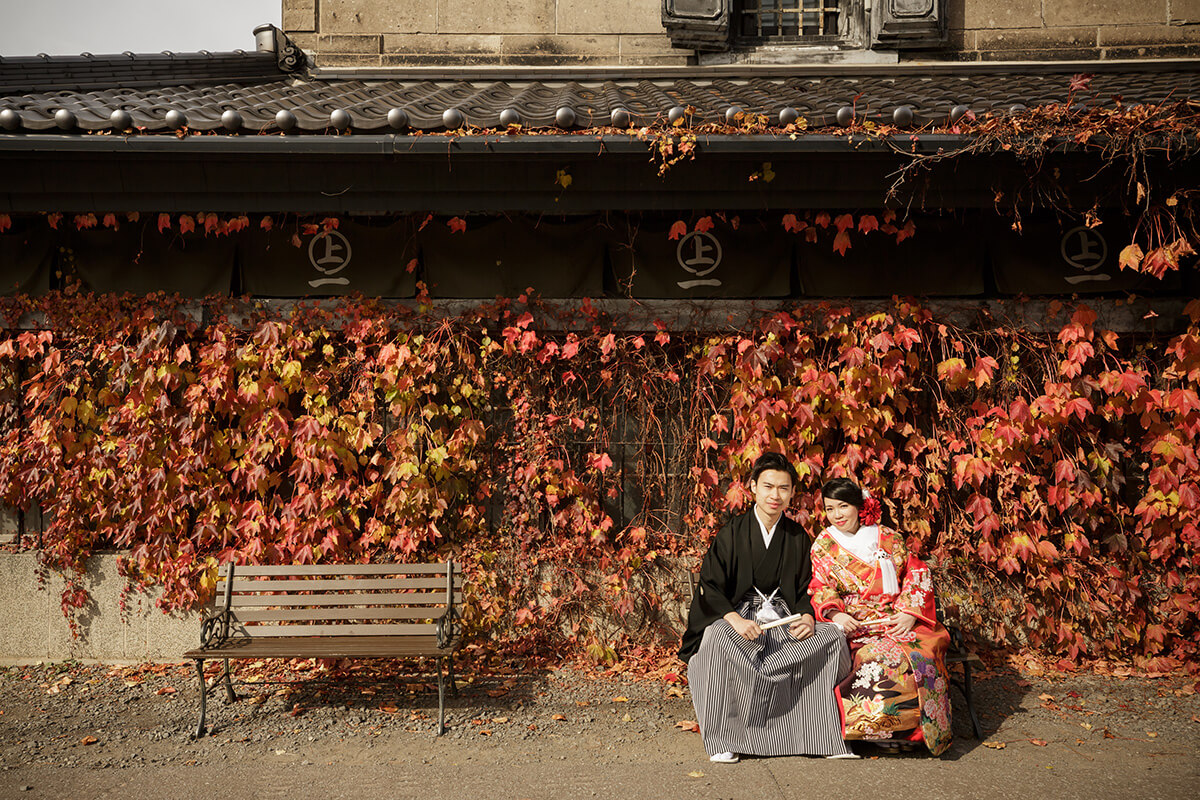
749, 452, 799, 486
821, 477, 863, 508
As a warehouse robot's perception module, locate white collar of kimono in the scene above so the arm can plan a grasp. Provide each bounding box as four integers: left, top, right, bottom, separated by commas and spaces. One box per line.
753, 505, 779, 549
824, 524, 899, 594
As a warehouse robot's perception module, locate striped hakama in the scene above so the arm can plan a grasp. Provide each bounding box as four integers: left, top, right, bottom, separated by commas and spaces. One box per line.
688, 598, 852, 757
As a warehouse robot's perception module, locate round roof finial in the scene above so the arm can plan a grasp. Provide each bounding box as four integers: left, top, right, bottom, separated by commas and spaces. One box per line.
442, 107, 465, 129
54, 109, 77, 130
276, 109, 298, 132
836, 105, 855, 127
892, 105, 914, 128
387, 108, 410, 130
610, 107, 631, 128
1008, 103, 1027, 115
499, 108, 521, 127
109, 109, 133, 130
165, 109, 188, 130
779, 107, 799, 126
0, 108, 21, 131
221, 109, 243, 131
724, 106, 744, 125
329, 109, 351, 130
949, 104, 970, 124
667, 105, 687, 125
555, 106, 577, 128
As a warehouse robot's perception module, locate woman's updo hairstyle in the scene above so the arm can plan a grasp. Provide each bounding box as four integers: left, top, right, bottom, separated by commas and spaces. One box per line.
821, 477, 863, 508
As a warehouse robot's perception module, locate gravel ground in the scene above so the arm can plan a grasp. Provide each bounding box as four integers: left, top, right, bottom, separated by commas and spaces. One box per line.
1, 657, 1197, 799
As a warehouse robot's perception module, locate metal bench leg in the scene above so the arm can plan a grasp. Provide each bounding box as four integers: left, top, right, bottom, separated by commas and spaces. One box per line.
194, 659, 207, 739
222, 658, 237, 702
437, 657, 446, 736
962, 659, 983, 739
448, 654, 458, 697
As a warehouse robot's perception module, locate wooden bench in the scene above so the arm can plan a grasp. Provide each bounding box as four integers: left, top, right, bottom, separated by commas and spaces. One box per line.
183, 562, 462, 738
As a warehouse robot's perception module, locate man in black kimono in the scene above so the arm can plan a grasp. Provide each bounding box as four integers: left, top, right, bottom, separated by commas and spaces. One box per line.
680, 452, 853, 762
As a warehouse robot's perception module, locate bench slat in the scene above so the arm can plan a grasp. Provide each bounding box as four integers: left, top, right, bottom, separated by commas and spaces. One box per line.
221, 563, 459, 577
223, 577, 450, 592
234, 607, 448, 622
185, 634, 453, 659
227, 623, 437, 637
224, 591, 461, 609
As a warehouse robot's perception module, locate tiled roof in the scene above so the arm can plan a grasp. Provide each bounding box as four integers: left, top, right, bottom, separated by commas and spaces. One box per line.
1, 50, 1198, 134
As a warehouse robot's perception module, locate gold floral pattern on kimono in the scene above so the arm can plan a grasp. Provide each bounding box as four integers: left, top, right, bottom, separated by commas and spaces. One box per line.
810, 527, 953, 755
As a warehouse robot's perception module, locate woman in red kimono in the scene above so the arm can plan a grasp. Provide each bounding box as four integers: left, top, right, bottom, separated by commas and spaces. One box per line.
809, 478, 953, 755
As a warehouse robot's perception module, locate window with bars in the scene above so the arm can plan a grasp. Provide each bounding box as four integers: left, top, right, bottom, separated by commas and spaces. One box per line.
736, 0, 845, 44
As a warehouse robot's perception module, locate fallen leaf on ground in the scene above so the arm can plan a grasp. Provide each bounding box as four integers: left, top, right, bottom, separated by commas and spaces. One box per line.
492, 717, 509, 724
1030, 739, 1048, 747
480, 730, 492, 736
1192, 716, 1200, 724
379, 705, 399, 714
612, 696, 629, 703
1038, 693, 1055, 701
552, 714, 567, 721
667, 686, 685, 698
982, 741, 1006, 749
687, 770, 705, 778
156, 687, 177, 695
80, 736, 98, 746
675, 720, 700, 733
1146, 731, 1158, 738
1081, 722, 1093, 730
486, 689, 508, 698
575, 700, 590, 707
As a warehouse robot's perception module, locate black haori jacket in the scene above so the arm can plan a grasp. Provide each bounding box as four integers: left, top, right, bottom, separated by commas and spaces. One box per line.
679, 508, 816, 661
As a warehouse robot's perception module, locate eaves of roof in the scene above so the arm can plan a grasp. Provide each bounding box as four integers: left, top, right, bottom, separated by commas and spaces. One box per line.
1, 55, 1197, 136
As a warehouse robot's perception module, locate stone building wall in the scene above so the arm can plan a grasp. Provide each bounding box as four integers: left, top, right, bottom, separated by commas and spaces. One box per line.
284, 0, 1200, 68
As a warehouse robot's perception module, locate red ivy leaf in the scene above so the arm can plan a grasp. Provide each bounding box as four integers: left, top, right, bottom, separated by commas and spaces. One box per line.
47, 212, 62, 229
1118, 243, 1143, 271
0, 214, 11, 233
667, 220, 688, 241
832, 230, 852, 256
858, 214, 879, 234
260, 215, 274, 231
587, 452, 614, 472
833, 213, 855, 233
694, 216, 715, 233
781, 213, 806, 234
102, 213, 119, 230
815, 211, 831, 229
1069, 73, 1094, 92
447, 216, 467, 234
157, 213, 172, 233
179, 215, 195, 234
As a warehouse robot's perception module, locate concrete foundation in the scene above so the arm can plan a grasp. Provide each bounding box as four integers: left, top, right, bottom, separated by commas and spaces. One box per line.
0, 552, 196, 664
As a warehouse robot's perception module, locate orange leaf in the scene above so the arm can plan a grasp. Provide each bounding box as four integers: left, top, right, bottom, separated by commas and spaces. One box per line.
833, 213, 854, 233
80, 736, 99, 745
178, 215, 195, 234
815, 211, 831, 229
781, 213, 806, 234
0, 213, 10, 233
675, 720, 700, 732
668, 220, 688, 241
447, 216, 467, 234
1029, 738, 1048, 747
260, 215, 274, 231
832, 230, 852, 256
1118, 243, 1143, 271
858, 214, 879, 234
157, 213, 171, 233
552, 714, 567, 721
694, 216, 715, 233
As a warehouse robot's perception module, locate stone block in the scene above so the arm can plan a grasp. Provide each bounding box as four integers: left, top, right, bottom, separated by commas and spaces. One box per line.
321, 0, 437, 35
1102, 42, 1200, 57
619, 54, 692, 66
314, 34, 384, 55
438, 0, 555, 34
502, 54, 619, 66
503, 34, 621, 56
282, 0, 318, 33
1045, 1, 1166, 27
1097, 23, 1200, 45
1172, 0, 1200, 23
0, 553, 49, 661
953, 0, 1043, 30
618, 34, 682, 57
0, 505, 17, 544
975, 26, 1098, 51
557, 0, 665, 34
313, 54, 386, 68
381, 54, 499, 67
978, 46, 1100, 61
383, 34, 504, 55
130, 592, 196, 662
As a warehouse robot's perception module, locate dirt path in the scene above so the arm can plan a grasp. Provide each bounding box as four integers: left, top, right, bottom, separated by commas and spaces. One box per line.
1, 661, 1197, 799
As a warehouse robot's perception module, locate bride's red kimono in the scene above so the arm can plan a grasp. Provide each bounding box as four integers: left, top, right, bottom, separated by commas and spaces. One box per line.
809, 525, 953, 755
